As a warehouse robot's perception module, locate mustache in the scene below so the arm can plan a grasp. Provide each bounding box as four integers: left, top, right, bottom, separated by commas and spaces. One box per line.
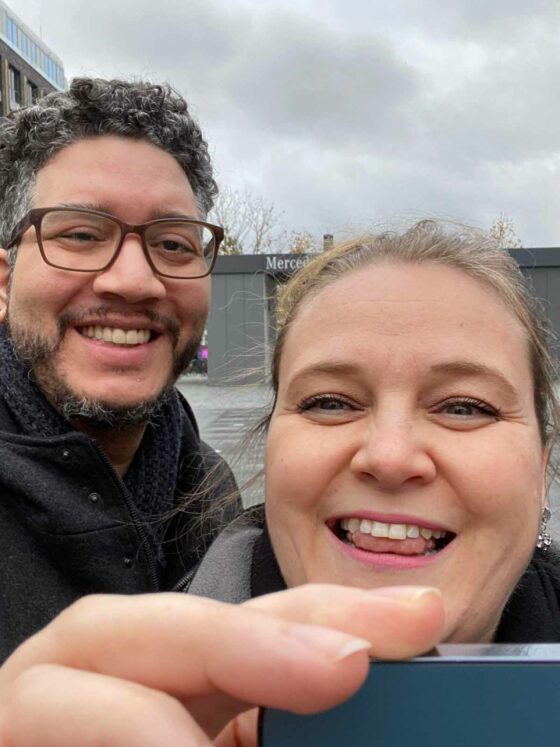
57, 305, 181, 347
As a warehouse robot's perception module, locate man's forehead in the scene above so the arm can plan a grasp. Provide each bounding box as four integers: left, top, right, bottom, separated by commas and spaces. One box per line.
32, 135, 199, 216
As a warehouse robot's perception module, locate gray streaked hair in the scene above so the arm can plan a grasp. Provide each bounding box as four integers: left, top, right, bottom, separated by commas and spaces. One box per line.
0, 77, 217, 267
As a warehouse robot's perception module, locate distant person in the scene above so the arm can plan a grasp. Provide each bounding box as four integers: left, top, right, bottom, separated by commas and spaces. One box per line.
0, 77, 239, 663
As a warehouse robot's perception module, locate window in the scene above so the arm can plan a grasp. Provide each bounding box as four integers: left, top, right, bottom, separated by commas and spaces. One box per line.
7, 18, 18, 46
26, 80, 38, 104
8, 65, 21, 109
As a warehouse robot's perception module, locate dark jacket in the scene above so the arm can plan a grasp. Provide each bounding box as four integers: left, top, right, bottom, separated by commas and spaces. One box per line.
0, 391, 239, 663
188, 508, 560, 643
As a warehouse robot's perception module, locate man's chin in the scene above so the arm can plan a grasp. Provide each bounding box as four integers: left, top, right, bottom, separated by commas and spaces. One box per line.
60, 391, 171, 431
6, 317, 200, 428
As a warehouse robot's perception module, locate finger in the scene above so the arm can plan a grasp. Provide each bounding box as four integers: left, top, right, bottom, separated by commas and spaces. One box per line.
246, 584, 445, 659
214, 710, 259, 747
201, 584, 444, 739
1, 593, 371, 713
0, 663, 212, 747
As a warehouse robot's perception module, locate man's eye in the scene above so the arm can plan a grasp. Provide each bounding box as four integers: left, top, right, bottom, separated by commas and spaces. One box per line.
59, 230, 102, 242
158, 239, 192, 253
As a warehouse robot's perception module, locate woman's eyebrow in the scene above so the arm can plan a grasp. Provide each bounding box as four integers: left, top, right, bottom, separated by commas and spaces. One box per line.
429, 361, 519, 399
291, 362, 362, 380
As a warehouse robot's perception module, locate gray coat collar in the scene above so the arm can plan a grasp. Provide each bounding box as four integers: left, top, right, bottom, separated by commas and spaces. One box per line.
187, 516, 263, 602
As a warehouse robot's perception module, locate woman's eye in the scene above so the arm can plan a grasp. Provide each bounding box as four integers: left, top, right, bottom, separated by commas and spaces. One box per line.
439, 398, 500, 419
299, 395, 357, 414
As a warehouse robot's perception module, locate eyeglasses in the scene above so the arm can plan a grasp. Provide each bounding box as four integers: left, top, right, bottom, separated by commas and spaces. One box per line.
7, 207, 224, 279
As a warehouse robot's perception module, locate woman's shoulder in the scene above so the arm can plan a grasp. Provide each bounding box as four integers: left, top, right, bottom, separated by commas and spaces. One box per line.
186, 507, 267, 603
496, 547, 560, 642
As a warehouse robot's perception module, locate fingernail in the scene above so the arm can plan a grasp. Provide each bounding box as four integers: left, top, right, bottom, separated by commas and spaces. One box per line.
288, 622, 370, 662
369, 586, 442, 602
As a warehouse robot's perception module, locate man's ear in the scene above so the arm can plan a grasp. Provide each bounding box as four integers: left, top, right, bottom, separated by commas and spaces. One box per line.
0, 248, 8, 324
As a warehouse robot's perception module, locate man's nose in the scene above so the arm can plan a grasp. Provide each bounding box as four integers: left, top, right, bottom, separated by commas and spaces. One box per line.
92, 234, 166, 302
349, 417, 437, 491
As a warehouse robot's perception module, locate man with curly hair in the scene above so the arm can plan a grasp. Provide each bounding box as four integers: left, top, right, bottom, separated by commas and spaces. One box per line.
0, 77, 239, 662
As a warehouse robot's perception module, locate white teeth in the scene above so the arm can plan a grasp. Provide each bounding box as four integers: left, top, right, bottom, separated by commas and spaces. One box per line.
112, 328, 126, 344
81, 326, 151, 345
388, 524, 407, 540
372, 522, 389, 538
340, 518, 448, 543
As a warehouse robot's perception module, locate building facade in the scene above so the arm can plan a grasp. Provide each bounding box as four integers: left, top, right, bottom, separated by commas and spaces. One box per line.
206, 248, 560, 385
0, 2, 64, 115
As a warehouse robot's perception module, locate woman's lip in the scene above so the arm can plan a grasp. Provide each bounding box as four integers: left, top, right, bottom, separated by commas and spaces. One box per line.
327, 512, 452, 533
329, 528, 455, 570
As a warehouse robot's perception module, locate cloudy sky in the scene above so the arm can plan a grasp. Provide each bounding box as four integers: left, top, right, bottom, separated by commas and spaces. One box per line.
12, 0, 560, 247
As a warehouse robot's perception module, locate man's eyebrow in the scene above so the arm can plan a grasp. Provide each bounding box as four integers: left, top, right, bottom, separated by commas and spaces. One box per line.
58, 201, 108, 212
147, 208, 200, 221
430, 361, 519, 398
56, 203, 200, 221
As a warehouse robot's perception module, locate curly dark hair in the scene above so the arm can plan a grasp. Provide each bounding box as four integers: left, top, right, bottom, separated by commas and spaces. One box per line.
0, 77, 218, 265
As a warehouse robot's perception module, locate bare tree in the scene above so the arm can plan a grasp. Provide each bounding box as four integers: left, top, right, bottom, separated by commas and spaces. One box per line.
210, 186, 283, 254
489, 214, 523, 248
283, 230, 320, 254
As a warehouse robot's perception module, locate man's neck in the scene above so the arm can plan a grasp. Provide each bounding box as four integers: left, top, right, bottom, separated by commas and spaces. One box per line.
70, 420, 147, 476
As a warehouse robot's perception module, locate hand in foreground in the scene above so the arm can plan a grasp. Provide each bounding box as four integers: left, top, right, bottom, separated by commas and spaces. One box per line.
0, 584, 444, 746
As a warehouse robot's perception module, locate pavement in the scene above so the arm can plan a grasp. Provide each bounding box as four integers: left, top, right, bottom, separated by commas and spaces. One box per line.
177, 375, 560, 539
177, 375, 272, 506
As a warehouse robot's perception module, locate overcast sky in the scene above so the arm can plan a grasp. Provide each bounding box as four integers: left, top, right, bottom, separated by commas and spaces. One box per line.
12, 0, 560, 246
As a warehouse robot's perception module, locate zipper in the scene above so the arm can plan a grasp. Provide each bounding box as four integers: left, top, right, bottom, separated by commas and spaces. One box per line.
93, 442, 159, 592
172, 561, 201, 592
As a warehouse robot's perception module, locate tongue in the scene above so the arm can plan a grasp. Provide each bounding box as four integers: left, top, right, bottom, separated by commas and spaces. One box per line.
349, 531, 433, 555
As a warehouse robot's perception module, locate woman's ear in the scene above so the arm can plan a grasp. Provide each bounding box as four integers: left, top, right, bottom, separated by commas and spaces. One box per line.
0, 249, 8, 323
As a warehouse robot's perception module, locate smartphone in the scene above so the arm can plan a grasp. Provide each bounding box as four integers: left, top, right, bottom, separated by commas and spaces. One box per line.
259, 643, 560, 746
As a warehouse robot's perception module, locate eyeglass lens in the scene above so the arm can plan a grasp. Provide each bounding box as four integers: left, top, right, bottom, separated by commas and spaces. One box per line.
39, 210, 215, 277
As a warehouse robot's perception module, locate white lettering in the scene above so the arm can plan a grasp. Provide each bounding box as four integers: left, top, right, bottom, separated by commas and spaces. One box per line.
265, 255, 311, 273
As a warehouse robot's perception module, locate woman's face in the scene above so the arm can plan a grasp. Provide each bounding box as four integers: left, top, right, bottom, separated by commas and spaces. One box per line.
265, 262, 546, 643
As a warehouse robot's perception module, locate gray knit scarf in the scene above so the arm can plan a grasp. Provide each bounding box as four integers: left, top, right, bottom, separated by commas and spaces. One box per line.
0, 326, 183, 580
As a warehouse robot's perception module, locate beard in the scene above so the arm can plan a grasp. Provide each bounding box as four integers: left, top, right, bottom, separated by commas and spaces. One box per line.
5, 304, 202, 431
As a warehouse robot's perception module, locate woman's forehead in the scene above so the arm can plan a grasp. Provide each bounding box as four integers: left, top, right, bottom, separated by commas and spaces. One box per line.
281, 262, 531, 380
294, 262, 519, 327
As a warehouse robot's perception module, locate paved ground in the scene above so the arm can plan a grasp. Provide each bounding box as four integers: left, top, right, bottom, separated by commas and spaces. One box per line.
178, 375, 271, 506
178, 375, 560, 539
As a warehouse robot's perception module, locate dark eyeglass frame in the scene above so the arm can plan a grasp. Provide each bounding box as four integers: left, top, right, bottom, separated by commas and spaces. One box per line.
7, 207, 224, 279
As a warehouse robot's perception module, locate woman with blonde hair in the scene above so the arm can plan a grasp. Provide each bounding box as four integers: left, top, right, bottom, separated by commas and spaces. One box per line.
189, 219, 560, 645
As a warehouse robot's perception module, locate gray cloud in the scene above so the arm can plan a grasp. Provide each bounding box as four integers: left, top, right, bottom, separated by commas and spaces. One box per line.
14, 0, 560, 245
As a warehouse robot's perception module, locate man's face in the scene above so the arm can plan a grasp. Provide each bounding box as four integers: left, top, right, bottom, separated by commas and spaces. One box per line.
0, 135, 210, 420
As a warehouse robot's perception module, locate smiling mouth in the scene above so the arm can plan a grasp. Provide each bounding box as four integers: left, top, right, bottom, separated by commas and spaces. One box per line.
333, 518, 456, 557
77, 325, 159, 346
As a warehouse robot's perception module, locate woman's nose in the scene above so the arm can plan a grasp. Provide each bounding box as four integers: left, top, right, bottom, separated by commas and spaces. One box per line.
349, 421, 437, 490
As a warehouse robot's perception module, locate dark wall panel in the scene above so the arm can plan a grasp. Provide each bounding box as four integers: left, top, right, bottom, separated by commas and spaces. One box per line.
207, 272, 269, 384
